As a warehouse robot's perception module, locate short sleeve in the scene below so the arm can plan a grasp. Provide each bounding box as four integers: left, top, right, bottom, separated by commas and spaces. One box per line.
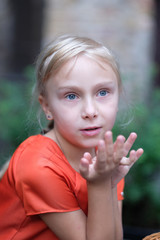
17, 160, 80, 216
117, 178, 125, 200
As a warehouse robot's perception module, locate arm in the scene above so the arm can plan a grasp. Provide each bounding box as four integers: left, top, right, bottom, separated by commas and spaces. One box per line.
79, 131, 125, 240
40, 132, 143, 240
40, 191, 123, 240
40, 210, 87, 240
86, 178, 115, 240
112, 187, 123, 240
111, 132, 143, 240
84, 132, 143, 240
41, 133, 118, 240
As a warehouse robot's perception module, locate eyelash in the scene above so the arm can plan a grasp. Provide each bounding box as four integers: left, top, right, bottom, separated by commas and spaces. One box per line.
97, 89, 109, 97
65, 93, 78, 100
65, 89, 109, 100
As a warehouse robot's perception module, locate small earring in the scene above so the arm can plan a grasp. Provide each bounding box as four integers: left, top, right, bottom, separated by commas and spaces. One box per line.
47, 115, 52, 120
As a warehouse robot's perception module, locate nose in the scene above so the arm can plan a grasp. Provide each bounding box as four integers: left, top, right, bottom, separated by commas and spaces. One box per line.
81, 98, 98, 119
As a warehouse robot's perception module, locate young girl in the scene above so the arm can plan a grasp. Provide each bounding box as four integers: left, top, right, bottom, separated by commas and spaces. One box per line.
0, 35, 143, 240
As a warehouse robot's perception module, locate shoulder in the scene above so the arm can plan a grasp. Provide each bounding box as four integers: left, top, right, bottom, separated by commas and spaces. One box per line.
10, 135, 65, 183
13, 134, 62, 163
11, 134, 77, 186
16, 134, 59, 153
10, 137, 84, 213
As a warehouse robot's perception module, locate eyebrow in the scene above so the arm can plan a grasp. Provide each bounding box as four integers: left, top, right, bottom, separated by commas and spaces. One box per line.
58, 81, 116, 92
58, 86, 81, 92
93, 81, 116, 88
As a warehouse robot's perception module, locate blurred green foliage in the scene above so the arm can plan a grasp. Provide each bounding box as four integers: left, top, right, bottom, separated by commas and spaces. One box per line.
0, 66, 45, 166
113, 89, 160, 228
0, 68, 160, 228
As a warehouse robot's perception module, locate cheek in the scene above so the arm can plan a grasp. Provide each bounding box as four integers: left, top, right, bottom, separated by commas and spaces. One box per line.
104, 98, 118, 114
54, 113, 77, 140
53, 108, 76, 128
102, 101, 118, 123
52, 101, 80, 119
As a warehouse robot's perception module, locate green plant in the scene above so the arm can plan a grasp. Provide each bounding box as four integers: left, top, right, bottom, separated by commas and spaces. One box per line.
113, 89, 160, 228
0, 66, 45, 167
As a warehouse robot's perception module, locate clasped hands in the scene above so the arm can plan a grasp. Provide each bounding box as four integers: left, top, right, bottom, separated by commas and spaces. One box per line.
79, 131, 143, 186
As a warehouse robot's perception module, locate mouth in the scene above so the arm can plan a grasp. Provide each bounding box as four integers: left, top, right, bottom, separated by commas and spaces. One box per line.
80, 127, 102, 136
83, 127, 100, 131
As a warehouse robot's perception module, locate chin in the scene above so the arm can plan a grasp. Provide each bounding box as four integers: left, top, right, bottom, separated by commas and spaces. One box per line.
80, 139, 100, 149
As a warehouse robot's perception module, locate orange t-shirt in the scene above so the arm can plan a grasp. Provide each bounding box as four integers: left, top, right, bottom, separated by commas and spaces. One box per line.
0, 135, 124, 240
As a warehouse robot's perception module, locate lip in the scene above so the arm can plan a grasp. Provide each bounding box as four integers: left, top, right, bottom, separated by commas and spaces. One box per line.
80, 126, 102, 137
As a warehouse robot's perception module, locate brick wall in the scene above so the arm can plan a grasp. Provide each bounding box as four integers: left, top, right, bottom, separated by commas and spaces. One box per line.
42, 0, 154, 102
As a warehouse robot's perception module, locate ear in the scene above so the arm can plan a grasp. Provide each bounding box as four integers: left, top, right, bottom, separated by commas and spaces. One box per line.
38, 95, 53, 120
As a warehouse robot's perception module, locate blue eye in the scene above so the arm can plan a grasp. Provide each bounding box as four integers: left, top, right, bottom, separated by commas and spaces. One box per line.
66, 94, 77, 100
98, 90, 108, 96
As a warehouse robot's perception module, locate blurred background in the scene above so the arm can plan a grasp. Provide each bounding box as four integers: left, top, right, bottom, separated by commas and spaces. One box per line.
0, 0, 160, 239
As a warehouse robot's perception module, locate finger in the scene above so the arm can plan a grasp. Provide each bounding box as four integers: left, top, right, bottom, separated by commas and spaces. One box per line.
114, 135, 125, 164
95, 140, 107, 172
128, 148, 143, 165
120, 157, 130, 165
123, 132, 137, 157
83, 152, 92, 164
120, 148, 144, 166
129, 150, 137, 166
79, 157, 89, 179
120, 152, 136, 166
104, 131, 114, 163
136, 148, 144, 159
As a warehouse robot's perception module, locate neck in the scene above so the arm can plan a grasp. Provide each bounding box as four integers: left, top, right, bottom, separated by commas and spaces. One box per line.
45, 129, 95, 172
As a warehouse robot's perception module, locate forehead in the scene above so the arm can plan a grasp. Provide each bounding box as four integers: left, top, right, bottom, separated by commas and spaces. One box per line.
49, 55, 118, 85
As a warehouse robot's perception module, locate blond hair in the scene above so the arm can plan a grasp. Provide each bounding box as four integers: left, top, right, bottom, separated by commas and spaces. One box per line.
36, 35, 122, 96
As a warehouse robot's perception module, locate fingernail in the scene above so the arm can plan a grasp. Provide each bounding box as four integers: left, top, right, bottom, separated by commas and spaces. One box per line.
106, 131, 112, 138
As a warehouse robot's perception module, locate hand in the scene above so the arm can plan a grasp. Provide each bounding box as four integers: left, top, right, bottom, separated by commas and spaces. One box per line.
111, 132, 143, 188
79, 131, 125, 184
